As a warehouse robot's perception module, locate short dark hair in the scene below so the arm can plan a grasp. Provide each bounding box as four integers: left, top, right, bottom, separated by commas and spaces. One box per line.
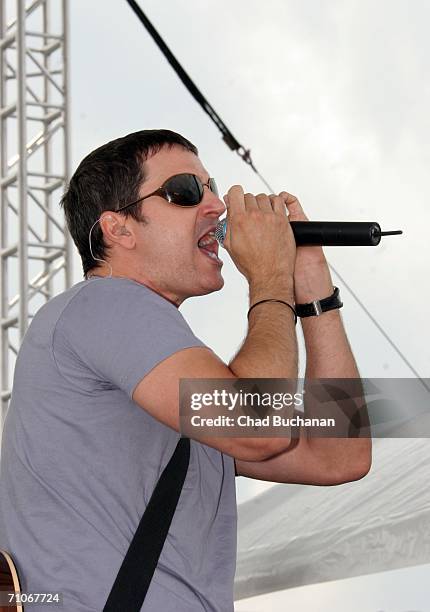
60, 129, 198, 278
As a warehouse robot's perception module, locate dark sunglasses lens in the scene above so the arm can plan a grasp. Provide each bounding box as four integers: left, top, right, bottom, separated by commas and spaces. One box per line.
164, 174, 203, 206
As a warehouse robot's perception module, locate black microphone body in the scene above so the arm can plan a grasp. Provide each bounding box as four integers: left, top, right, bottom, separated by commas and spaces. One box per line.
214, 220, 402, 247
289, 221, 382, 246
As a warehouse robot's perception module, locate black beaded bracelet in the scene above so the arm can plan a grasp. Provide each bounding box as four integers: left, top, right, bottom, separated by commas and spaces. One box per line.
247, 299, 298, 325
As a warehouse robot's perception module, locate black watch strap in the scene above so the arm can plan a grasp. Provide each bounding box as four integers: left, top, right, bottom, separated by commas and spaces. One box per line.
295, 286, 343, 318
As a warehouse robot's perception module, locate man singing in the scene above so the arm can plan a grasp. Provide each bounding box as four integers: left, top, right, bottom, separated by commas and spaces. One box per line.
0, 129, 371, 610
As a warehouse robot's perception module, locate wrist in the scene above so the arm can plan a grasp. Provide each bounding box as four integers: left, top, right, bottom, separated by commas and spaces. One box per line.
249, 274, 295, 305
296, 286, 343, 320
294, 267, 333, 303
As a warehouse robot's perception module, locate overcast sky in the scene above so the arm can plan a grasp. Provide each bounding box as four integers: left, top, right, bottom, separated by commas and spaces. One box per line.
69, 1, 430, 610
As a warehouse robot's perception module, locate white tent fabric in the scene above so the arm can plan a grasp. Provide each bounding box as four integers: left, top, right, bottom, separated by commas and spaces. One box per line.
234, 438, 430, 600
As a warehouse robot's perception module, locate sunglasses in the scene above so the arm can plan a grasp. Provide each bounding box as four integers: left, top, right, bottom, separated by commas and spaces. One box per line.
115, 173, 219, 212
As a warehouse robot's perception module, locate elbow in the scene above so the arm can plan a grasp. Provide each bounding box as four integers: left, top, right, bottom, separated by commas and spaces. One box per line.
355, 449, 373, 480
335, 458, 372, 485
324, 440, 372, 485
326, 445, 373, 486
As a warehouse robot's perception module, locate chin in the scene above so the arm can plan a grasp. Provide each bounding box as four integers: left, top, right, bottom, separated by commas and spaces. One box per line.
195, 272, 224, 297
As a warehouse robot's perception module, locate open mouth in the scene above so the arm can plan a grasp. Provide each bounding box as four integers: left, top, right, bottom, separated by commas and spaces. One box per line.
197, 230, 223, 266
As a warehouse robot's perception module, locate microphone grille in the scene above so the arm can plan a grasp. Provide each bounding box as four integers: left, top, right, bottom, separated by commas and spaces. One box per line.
215, 219, 227, 245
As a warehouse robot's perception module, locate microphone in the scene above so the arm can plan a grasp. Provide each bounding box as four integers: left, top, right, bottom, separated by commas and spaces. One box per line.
215, 219, 402, 247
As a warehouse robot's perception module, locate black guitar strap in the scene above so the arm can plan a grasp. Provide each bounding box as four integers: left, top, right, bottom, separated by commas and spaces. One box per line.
103, 436, 190, 611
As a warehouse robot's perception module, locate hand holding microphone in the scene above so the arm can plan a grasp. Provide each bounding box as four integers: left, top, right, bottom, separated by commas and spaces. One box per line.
216, 194, 403, 247
220, 186, 403, 309
221, 186, 297, 295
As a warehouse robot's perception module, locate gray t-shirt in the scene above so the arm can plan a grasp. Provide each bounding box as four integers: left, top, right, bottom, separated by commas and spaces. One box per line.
0, 277, 237, 611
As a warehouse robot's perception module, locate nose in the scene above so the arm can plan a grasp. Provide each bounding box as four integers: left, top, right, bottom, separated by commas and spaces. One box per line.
200, 187, 226, 218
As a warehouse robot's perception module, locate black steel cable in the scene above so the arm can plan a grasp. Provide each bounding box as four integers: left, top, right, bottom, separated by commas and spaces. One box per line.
124, 0, 427, 387
124, 0, 273, 188
329, 264, 429, 392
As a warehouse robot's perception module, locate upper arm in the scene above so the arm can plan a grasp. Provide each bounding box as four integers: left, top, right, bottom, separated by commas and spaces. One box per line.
132, 346, 290, 462
53, 279, 290, 463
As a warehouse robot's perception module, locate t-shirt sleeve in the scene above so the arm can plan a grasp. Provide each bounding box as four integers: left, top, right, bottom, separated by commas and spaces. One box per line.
52, 278, 208, 399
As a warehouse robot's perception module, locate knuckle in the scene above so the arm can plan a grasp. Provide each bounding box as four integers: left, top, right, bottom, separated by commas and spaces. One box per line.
248, 209, 262, 221
264, 214, 277, 228
271, 195, 284, 205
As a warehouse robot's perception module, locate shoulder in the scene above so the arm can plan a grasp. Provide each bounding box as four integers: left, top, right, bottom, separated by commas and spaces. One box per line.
53, 277, 200, 353
58, 277, 182, 322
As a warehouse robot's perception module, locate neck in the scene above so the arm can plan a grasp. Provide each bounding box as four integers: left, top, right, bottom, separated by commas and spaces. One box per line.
86, 268, 182, 308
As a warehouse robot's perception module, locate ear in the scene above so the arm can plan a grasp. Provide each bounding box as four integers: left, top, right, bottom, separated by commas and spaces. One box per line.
99, 214, 135, 247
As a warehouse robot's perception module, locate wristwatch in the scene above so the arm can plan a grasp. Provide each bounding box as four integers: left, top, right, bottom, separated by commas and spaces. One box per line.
295, 286, 343, 318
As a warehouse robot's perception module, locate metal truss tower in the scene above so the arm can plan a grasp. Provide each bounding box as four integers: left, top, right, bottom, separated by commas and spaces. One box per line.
0, 0, 72, 423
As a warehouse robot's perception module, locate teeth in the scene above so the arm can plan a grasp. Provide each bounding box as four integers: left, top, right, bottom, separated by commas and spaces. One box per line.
204, 250, 219, 261
198, 232, 217, 247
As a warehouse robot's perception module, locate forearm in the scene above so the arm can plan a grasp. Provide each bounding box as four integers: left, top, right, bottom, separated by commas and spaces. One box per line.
296, 263, 371, 476
226, 276, 299, 459
229, 276, 298, 379
302, 310, 358, 377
